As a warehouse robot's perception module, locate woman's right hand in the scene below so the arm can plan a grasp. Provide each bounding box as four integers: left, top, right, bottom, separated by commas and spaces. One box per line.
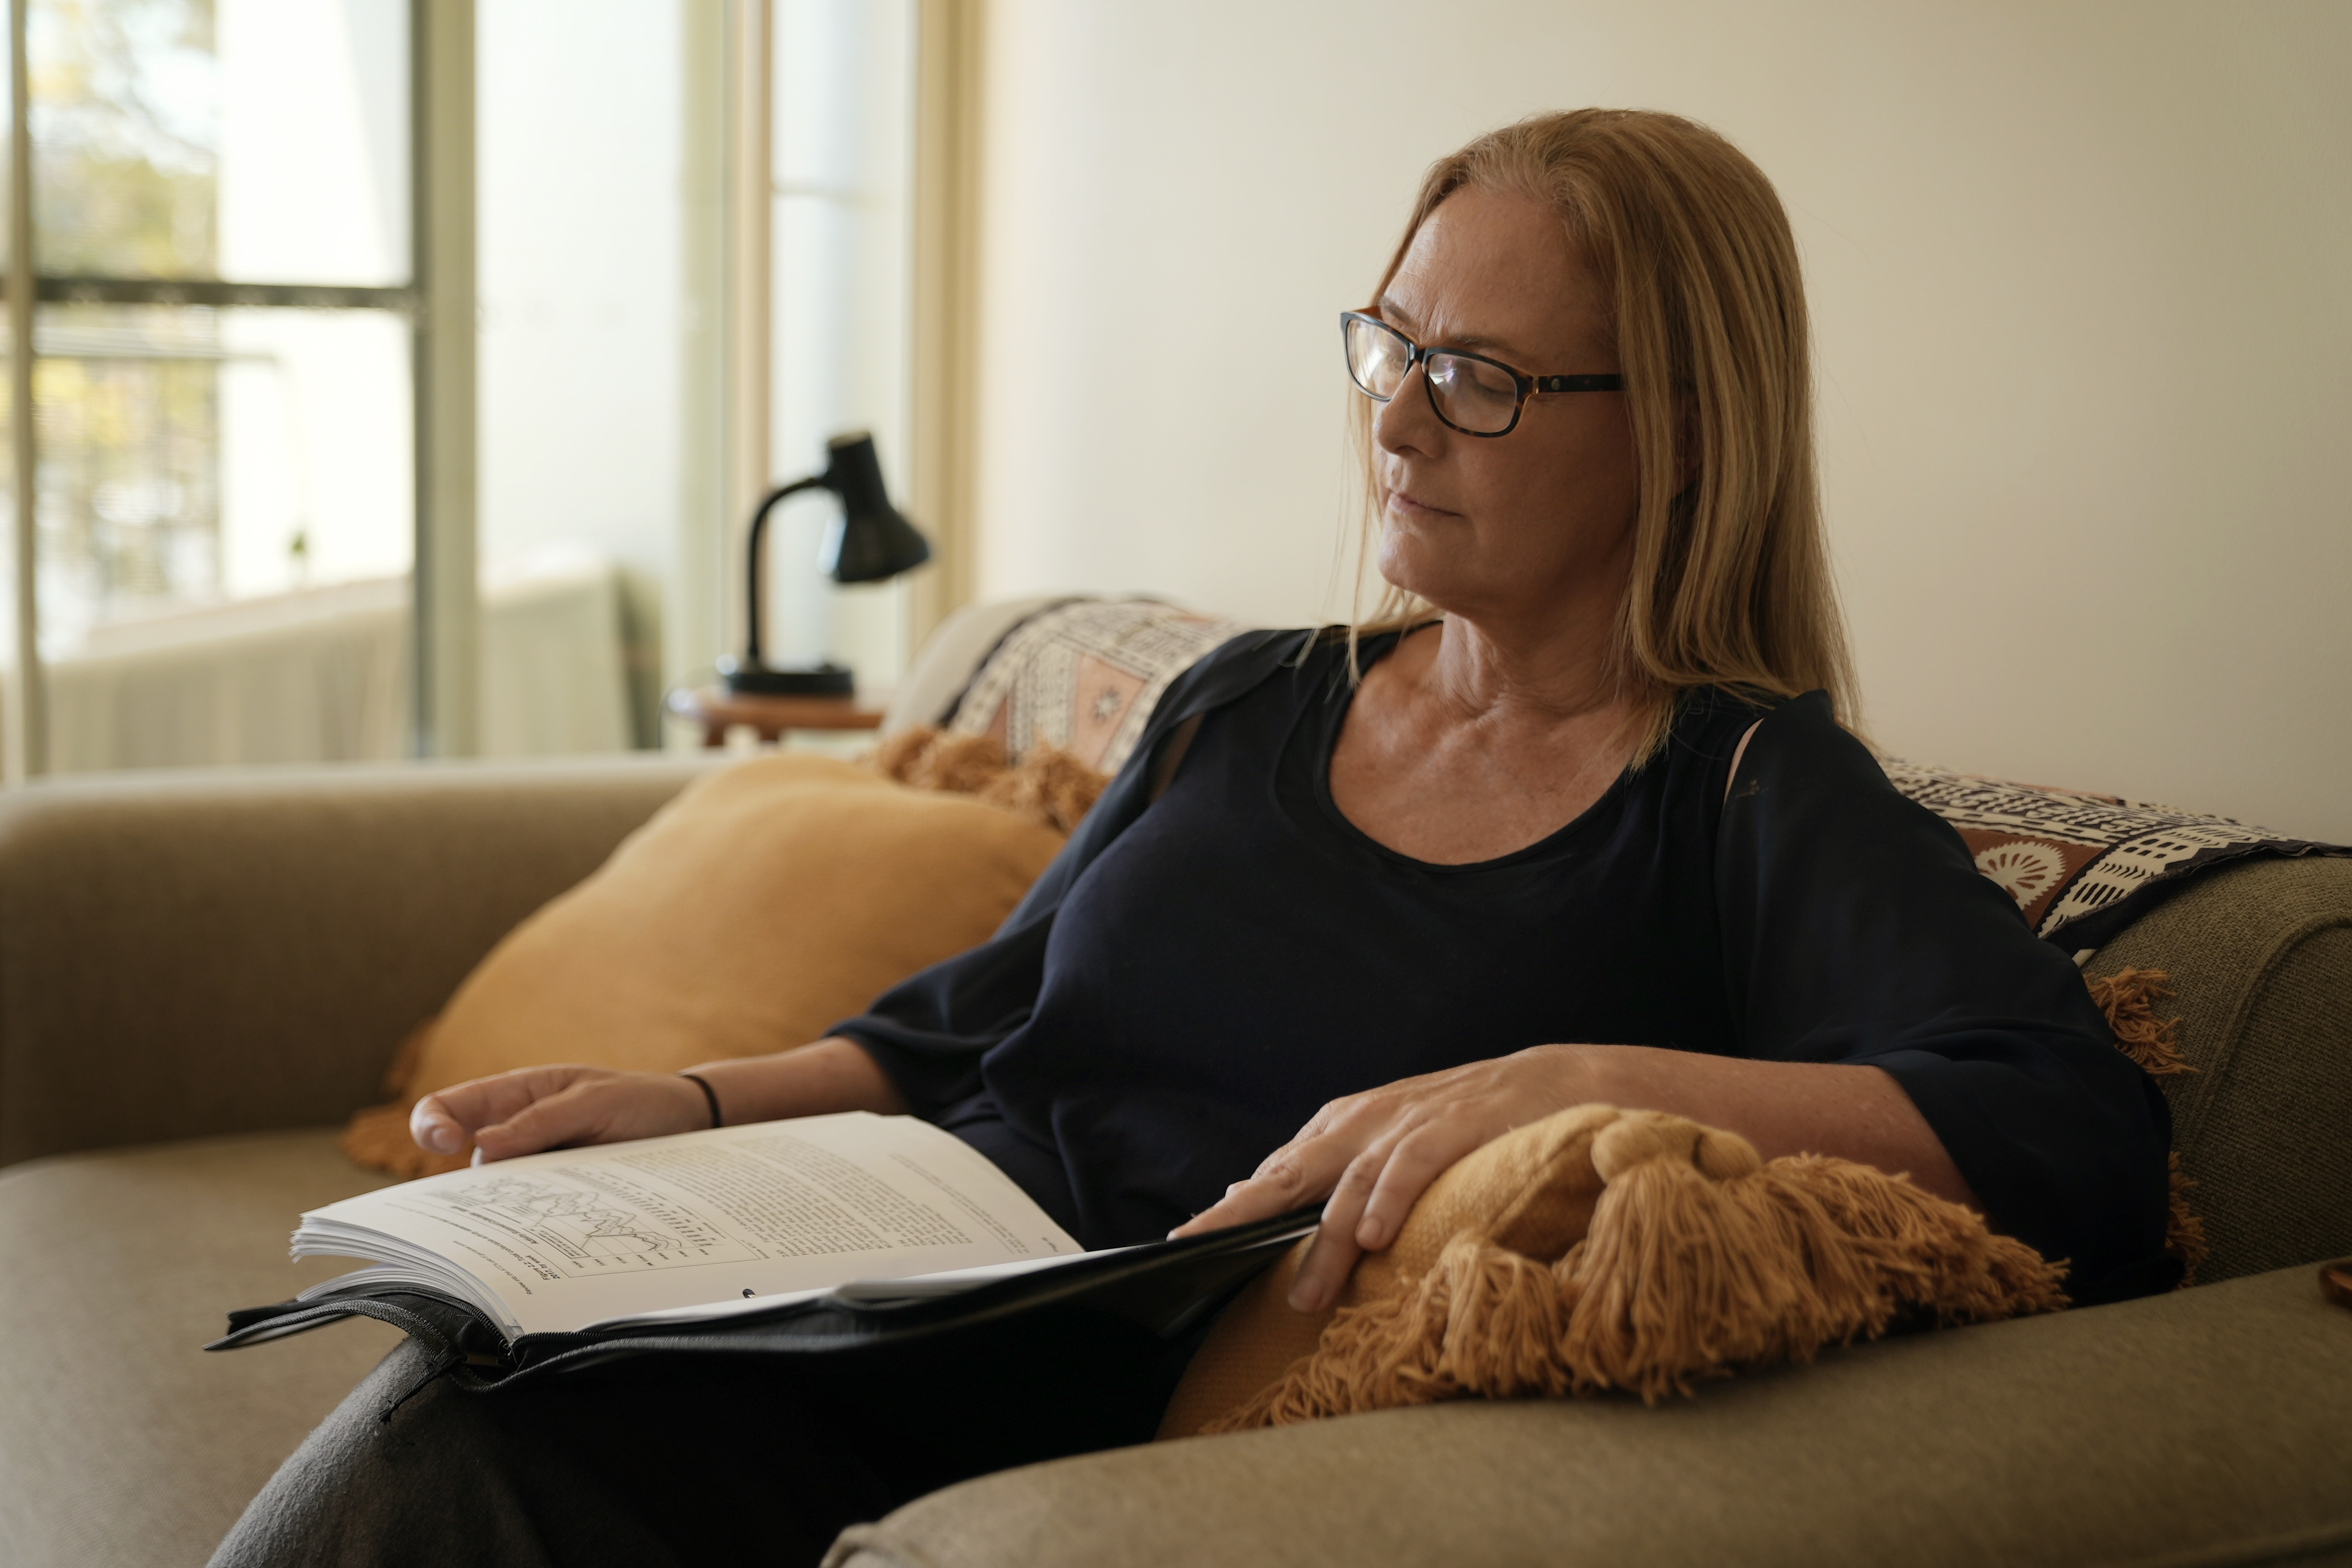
408, 1038, 912, 1164
410, 1065, 714, 1164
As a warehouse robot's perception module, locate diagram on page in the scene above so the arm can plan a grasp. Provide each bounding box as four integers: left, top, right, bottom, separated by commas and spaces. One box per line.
410, 1168, 762, 1276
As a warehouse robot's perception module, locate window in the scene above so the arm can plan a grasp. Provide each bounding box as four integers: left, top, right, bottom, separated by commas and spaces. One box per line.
1, 0, 947, 777
5, 0, 415, 772
474, 0, 921, 752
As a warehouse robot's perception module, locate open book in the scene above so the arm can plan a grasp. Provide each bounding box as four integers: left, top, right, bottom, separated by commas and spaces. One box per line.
226, 1113, 1314, 1373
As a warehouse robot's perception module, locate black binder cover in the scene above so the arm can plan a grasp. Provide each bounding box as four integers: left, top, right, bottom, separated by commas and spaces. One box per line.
208, 1207, 1318, 1394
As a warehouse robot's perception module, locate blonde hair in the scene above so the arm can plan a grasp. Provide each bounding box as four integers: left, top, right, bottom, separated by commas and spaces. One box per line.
1348, 109, 1858, 755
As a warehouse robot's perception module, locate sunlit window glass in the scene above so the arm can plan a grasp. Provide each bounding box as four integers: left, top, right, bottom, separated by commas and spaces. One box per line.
477, 0, 682, 755
20, 0, 414, 770
29, 0, 407, 286
768, 0, 914, 685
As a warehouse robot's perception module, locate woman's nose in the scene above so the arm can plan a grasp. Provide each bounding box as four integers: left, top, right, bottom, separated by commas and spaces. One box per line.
1374, 361, 1445, 457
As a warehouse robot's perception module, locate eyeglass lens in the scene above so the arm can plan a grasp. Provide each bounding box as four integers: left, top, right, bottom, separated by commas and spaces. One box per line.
1344, 316, 1520, 435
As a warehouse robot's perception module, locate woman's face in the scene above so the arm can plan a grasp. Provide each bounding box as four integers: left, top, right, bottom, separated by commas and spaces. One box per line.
1370, 187, 1639, 631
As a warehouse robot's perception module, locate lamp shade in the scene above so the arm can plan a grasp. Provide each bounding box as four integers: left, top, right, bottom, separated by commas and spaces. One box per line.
819, 433, 931, 584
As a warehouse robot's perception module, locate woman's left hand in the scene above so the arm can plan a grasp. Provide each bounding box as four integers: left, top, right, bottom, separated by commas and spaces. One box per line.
1171, 1043, 1602, 1314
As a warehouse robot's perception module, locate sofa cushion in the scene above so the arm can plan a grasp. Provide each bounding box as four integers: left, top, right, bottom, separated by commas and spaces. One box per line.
0, 1130, 396, 1568
829, 1260, 2352, 1568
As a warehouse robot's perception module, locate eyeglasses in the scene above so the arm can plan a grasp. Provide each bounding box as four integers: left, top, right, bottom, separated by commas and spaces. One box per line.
1341, 311, 1623, 437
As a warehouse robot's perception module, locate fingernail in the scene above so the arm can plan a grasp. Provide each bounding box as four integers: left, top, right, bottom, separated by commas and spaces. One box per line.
1288, 1282, 1321, 1313
1357, 1214, 1389, 1249
422, 1124, 456, 1155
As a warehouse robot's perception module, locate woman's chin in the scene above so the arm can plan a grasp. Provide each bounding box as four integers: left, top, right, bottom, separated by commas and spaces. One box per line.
1376, 542, 1467, 611
1376, 530, 1441, 596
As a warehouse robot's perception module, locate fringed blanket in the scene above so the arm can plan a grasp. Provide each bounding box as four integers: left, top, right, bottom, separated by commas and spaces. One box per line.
937, 600, 2349, 955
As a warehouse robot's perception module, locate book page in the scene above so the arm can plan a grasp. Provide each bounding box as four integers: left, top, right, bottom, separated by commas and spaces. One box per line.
298, 1113, 1080, 1337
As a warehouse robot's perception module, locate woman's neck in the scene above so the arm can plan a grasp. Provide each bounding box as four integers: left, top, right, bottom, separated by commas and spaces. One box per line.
1332, 614, 1648, 866
1407, 612, 1636, 734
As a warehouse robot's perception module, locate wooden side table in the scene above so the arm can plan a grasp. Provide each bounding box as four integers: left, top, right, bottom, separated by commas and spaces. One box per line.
665, 685, 887, 749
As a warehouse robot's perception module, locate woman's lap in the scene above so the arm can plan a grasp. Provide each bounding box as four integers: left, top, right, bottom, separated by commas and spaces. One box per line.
212, 1314, 1192, 1568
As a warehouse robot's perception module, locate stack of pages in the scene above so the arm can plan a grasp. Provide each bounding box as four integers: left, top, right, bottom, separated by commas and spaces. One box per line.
216, 1112, 1313, 1375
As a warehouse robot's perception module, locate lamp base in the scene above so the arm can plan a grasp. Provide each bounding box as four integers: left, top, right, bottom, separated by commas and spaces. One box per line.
717, 656, 855, 697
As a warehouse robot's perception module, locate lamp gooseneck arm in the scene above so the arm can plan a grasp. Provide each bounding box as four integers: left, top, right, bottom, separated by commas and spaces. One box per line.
742, 475, 828, 668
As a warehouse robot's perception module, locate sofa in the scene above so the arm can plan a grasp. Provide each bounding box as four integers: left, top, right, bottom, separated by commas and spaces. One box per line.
1, 600, 2348, 1568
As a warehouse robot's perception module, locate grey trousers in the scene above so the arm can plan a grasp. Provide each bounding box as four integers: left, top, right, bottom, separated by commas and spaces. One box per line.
211, 1316, 1190, 1568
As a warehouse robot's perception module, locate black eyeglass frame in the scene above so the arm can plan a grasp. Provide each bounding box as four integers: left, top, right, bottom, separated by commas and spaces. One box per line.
1340, 310, 1624, 437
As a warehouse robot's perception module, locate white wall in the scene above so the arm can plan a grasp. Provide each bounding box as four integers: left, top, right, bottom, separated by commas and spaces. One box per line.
967, 0, 2352, 842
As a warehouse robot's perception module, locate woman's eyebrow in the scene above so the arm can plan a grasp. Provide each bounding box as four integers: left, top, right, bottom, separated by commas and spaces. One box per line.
1373, 295, 1526, 359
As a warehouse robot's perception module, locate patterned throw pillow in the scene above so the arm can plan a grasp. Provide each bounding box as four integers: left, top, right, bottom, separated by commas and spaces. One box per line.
935, 600, 2347, 954
939, 598, 1254, 773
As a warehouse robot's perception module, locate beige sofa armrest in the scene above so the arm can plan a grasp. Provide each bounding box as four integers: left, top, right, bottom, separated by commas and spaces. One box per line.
0, 755, 705, 1166
829, 1261, 2352, 1568
2088, 854, 2352, 1281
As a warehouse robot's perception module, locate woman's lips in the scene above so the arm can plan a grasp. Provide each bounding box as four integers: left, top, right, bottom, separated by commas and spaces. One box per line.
1385, 486, 1460, 520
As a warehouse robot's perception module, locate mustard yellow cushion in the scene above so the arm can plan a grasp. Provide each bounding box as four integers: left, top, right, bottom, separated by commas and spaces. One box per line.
1162, 1106, 2067, 1438
343, 751, 1068, 1177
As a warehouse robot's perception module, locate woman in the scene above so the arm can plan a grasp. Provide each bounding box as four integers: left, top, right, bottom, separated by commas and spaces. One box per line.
216, 109, 2173, 1567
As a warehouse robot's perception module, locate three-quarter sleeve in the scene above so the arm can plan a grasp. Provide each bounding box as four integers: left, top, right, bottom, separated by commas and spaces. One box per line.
827, 908, 1056, 1117
829, 753, 1152, 1116
1717, 692, 2179, 1303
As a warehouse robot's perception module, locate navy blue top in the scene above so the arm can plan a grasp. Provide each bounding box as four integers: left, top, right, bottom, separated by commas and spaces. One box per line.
834, 630, 2178, 1303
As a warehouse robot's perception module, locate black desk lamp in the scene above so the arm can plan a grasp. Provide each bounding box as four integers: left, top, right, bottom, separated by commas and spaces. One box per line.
718, 432, 931, 696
